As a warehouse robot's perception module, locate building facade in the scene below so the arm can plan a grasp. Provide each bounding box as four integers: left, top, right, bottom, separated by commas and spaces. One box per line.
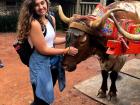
0, 0, 21, 15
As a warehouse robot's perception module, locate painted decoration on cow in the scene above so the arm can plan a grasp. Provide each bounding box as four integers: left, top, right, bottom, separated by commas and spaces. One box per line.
129, 24, 140, 35
92, 3, 107, 18
127, 23, 140, 43
101, 18, 117, 39
92, 4, 117, 39
106, 20, 140, 55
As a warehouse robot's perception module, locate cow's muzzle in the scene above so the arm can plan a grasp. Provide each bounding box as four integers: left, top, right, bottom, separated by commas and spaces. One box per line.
63, 63, 77, 72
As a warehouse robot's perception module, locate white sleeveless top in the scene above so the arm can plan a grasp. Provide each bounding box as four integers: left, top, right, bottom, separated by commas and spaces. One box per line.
44, 21, 55, 48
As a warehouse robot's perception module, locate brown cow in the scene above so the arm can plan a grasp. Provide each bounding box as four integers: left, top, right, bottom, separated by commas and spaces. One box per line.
57, 1, 140, 99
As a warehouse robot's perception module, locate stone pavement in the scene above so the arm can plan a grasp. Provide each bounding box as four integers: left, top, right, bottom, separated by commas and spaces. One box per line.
74, 58, 140, 105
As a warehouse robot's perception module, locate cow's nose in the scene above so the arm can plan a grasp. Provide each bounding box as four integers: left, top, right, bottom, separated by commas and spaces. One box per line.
67, 64, 76, 72
62, 63, 76, 72
62, 64, 68, 70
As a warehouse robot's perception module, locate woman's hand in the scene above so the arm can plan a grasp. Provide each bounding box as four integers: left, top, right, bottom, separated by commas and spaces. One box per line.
64, 47, 78, 56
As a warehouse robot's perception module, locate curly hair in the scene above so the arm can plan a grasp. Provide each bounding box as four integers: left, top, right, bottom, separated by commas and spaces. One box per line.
17, 0, 50, 40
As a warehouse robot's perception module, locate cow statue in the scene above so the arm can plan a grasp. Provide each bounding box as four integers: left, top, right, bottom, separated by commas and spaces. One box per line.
57, 1, 140, 100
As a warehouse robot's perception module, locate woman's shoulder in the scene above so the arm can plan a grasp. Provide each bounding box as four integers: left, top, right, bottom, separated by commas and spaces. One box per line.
51, 15, 55, 21
31, 19, 41, 28
50, 15, 55, 19
49, 15, 56, 27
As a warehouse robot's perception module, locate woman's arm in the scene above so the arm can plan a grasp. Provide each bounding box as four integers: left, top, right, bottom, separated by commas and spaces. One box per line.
54, 37, 66, 45
29, 20, 78, 56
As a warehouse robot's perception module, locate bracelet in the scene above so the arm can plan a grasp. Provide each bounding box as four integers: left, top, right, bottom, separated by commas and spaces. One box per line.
67, 47, 70, 54
63, 49, 68, 55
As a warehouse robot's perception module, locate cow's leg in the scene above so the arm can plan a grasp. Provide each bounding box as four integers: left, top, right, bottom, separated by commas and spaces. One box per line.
0, 60, 4, 68
108, 71, 118, 99
97, 70, 108, 98
107, 55, 126, 100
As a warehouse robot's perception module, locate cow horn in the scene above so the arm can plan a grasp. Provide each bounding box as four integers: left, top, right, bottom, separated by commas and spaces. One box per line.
111, 13, 140, 41
57, 5, 71, 24
90, 8, 128, 28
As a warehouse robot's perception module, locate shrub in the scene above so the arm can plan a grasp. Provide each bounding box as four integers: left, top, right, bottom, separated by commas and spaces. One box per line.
0, 13, 18, 32
0, 11, 65, 32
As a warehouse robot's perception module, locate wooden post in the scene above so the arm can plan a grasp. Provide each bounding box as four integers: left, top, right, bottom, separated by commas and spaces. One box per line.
100, 0, 106, 6
76, 0, 81, 14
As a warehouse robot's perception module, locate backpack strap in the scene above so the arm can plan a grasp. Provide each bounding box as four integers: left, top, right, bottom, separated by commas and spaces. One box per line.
46, 14, 55, 29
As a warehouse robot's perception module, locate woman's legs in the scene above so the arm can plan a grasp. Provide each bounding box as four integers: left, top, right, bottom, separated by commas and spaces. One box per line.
51, 68, 58, 86
31, 69, 58, 105
31, 84, 49, 105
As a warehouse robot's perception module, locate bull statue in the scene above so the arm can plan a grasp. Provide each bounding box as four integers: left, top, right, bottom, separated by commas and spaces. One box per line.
57, 1, 140, 100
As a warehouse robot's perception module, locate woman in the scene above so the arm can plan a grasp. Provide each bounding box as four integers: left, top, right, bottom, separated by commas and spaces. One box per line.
17, 0, 78, 105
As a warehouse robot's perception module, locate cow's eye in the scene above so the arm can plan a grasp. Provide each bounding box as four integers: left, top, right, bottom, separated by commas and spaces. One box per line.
71, 35, 78, 41
79, 35, 87, 45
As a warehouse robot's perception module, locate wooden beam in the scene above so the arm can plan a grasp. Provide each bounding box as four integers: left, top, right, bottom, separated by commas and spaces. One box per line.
100, 0, 106, 6
76, 0, 81, 14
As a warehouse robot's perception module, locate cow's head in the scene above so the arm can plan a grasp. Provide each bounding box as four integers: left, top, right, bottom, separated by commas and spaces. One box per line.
63, 28, 93, 71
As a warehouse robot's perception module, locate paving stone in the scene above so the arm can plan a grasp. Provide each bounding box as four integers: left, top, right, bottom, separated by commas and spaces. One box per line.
121, 58, 140, 79
74, 73, 140, 105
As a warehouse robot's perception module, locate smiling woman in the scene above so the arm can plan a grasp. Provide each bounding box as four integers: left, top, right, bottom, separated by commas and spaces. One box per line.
16, 0, 78, 105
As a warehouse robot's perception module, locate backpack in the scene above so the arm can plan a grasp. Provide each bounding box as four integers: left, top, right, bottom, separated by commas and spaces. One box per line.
13, 15, 54, 66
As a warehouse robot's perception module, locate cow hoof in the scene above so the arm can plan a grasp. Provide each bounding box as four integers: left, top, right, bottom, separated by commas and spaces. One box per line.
0, 63, 4, 68
97, 89, 106, 98
107, 91, 117, 101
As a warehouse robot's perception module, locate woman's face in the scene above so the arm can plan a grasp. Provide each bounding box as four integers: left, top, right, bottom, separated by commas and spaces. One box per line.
34, 0, 48, 16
